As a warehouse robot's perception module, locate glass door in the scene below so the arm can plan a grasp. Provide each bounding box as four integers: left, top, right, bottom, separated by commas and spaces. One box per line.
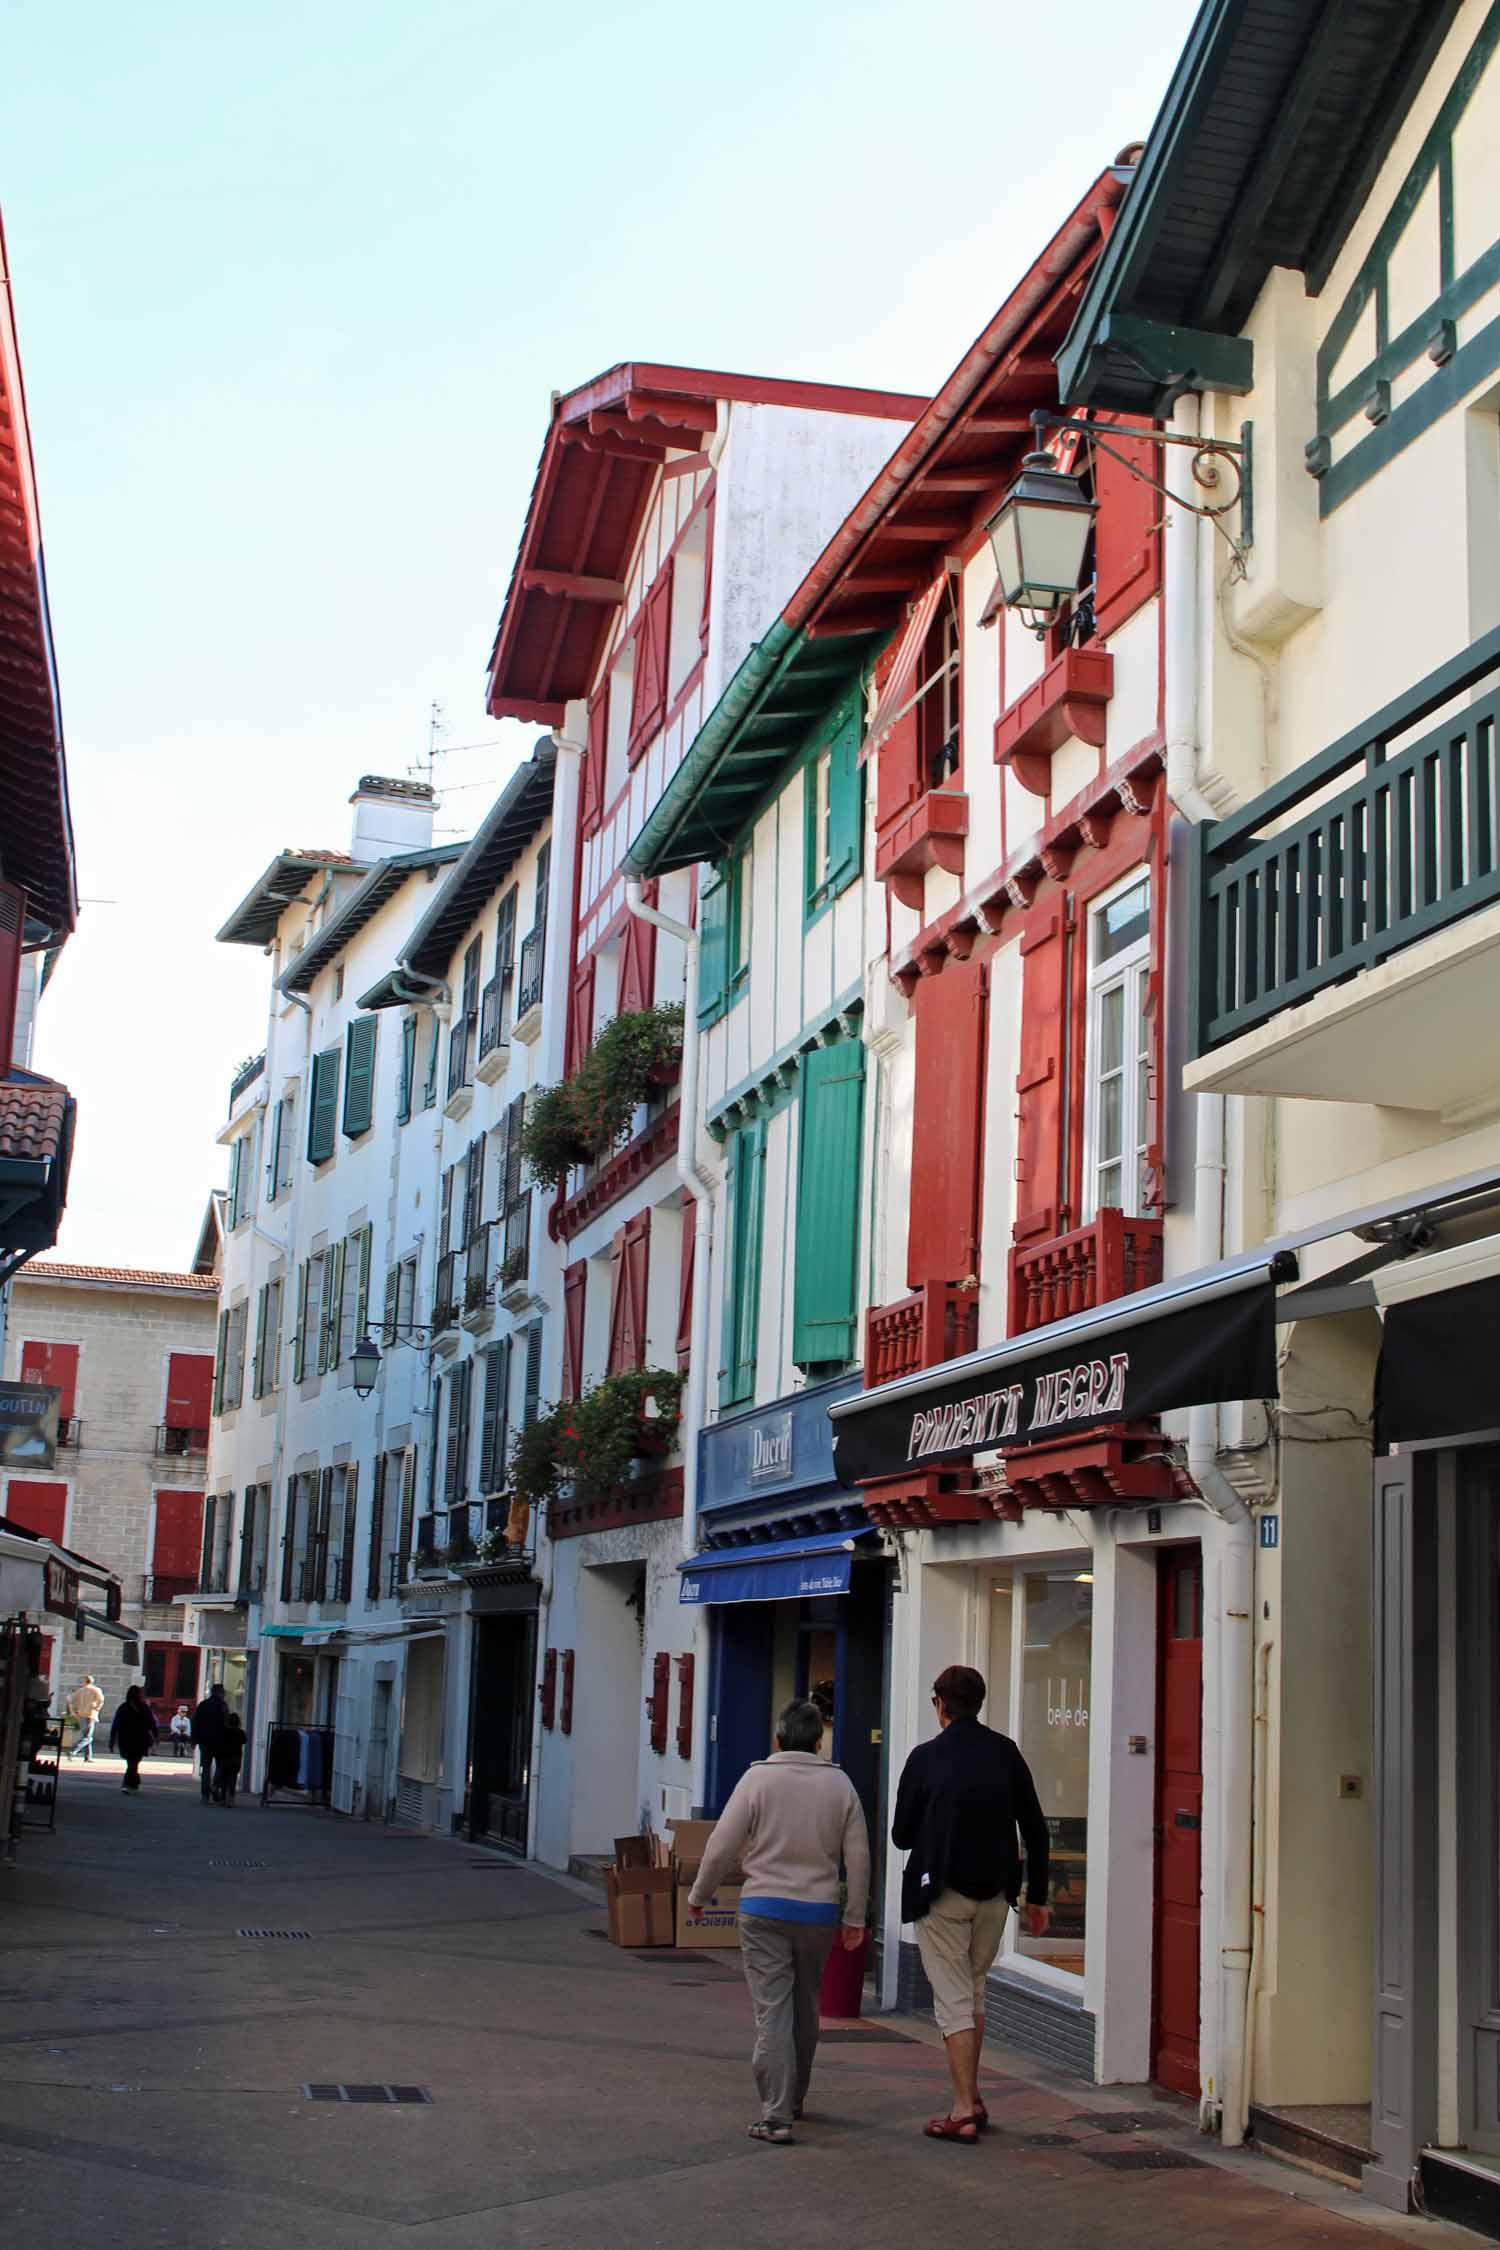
1460, 1448, 1500, 2153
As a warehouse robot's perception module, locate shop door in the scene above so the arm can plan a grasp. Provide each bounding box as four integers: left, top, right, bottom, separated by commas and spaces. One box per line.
706, 1603, 775, 1815
1152, 1546, 1203, 2098
467, 1614, 536, 1851
1459, 1447, 1500, 2152
365, 1678, 392, 1820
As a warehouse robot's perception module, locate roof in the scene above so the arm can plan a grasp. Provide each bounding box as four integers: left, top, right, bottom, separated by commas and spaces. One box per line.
0, 1070, 69, 1168
216, 850, 368, 947
381, 743, 557, 995
486, 362, 928, 726
277, 842, 465, 995
18, 1261, 219, 1294
0, 212, 77, 941
1055, 0, 1465, 414
627, 170, 1121, 878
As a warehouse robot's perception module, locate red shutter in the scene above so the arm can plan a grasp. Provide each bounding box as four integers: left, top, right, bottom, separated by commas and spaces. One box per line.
1093, 415, 1162, 640
540, 1646, 557, 1730
628, 566, 673, 762
675, 1651, 694, 1760
1013, 903, 1070, 1244
617, 880, 658, 1015
876, 705, 921, 830
4, 1479, 67, 1543
622, 1211, 650, 1372
560, 1648, 575, 1736
0, 879, 25, 1071
647, 1649, 670, 1756
562, 1260, 587, 1403
676, 1203, 695, 1372
906, 957, 989, 1289
566, 957, 596, 1077
606, 1228, 629, 1378
698, 494, 715, 652
152, 1490, 204, 1579
20, 1340, 79, 1420
165, 1351, 214, 1431
1143, 829, 1167, 1213
581, 682, 609, 838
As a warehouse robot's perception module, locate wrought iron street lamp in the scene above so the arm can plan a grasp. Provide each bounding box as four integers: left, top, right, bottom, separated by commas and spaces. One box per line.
351, 1334, 383, 1400
984, 449, 1097, 636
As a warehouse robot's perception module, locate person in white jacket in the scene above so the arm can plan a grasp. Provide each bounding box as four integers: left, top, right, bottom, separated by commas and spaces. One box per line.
688, 1698, 869, 2145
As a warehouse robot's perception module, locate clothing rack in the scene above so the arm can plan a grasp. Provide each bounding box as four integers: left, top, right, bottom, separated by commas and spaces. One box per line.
261, 1723, 335, 1807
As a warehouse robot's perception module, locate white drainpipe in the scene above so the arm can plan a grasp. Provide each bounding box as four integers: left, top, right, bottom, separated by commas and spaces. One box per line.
1165, 395, 1255, 2141
625, 875, 715, 1809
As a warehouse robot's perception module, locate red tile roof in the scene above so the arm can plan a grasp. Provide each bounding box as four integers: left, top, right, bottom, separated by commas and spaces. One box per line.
21, 1261, 220, 1293
0, 1073, 68, 1164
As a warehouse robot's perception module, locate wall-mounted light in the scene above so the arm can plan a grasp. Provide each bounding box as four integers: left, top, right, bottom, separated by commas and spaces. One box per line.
351, 1334, 382, 1400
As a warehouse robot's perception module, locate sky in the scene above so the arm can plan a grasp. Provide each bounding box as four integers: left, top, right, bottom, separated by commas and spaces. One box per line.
2, 0, 1199, 1270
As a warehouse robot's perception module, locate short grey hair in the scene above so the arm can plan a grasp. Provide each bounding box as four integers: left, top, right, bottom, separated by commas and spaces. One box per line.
776, 1698, 825, 1754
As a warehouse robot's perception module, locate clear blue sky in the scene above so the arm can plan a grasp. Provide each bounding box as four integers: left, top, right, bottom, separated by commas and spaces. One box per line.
3, 0, 1198, 1267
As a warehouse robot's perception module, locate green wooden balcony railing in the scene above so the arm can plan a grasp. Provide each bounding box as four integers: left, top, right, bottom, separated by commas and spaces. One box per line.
1190, 626, 1500, 1058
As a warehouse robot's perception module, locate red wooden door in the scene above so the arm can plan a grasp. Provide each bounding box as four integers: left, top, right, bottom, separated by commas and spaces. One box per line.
1152, 1546, 1203, 2097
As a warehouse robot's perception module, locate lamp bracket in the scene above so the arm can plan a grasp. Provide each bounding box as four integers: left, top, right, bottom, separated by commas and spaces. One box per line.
1029, 410, 1250, 576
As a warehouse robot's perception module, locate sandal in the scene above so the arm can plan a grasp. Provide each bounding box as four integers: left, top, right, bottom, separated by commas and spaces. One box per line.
924, 2113, 979, 2144
748, 2121, 794, 2145
974, 2099, 990, 2131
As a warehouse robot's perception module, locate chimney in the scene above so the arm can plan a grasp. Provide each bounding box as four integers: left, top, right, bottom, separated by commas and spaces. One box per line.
349, 776, 437, 862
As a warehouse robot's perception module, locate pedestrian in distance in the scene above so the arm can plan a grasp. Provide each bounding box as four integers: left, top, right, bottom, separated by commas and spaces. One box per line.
191, 1680, 229, 1803
169, 1703, 191, 1758
891, 1664, 1051, 2145
67, 1674, 104, 1760
688, 1697, 870, 2147
109, 1685, 159, 1792
215, 1712, 245, 1806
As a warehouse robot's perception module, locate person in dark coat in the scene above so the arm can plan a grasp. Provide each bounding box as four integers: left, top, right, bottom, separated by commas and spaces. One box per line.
190, 1682, 229, 1802
109, 1685, 159, 1792
891, 1664, 1051, 2143
215, 1713, 246, 1807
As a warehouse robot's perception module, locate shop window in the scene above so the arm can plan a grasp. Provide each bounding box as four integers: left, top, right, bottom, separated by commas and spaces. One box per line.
1084, 870, 1152, 1219
988, 1566, 1091, 1978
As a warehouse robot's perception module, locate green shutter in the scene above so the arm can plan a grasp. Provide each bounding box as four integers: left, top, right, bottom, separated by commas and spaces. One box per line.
719, 1117, 765, 1408
355, 1226, 372, 1340
343, 1015, 377, 1137
423, 1016, 439, 1108
307, 1046, 340, 1164
397, 1016, 415, 1124
267, 1098, 283, 1196
825, 699, 862, 897
792, 1039, 866, 1367
252, 1283, 268, 1397
698, 870, 729, 1027
323, 1239, 345, 1371
292, 1262, 309, 1382
212, 1310, 229, 1413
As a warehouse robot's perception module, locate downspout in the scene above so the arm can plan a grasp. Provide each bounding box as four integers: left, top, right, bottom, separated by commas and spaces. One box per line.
1167, 384, 1255, 2145
1241, 1635, 1274, 2140
625, 875, 715, 1813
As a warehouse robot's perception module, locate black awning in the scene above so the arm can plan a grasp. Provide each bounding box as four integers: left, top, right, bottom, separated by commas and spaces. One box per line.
1375, 1273, 1500, 1451
830, 1256, 1284, 1487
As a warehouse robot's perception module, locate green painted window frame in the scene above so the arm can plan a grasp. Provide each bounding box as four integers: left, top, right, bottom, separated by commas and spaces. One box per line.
307, 1046, 340, 1165
792, 1037, 866, 1369
342, 1014, 378, 1138
396, 1014, 416, 1125
718, 1115, 766, 1409
803, 696, 862, 926
697, 849, 750, 1030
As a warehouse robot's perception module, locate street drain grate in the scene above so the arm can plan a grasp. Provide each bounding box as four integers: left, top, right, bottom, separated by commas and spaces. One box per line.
303, 2084, 431, 2104
237, 1928, 311, 1940
1081, 2145, 1207, 2171
1070, 2109, 1191, 2135
209, 1858, 267, 1870
818, 2026, 916, 2043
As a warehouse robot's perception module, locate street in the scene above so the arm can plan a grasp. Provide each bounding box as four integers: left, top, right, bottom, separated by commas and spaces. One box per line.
0, 1766, 1461, 2249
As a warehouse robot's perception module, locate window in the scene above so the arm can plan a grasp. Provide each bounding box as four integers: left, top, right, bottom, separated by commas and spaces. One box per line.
321, 1239, 348, 1373
222, 1302, 248, 1411
987, 1566, 1091, 1978
228, 1124, 258, 1228
20, 1340, 79, 1437
307, 1046, 340, 1165
533, 841, 551, 953
478, 1338, 511, 1495
340, 1228, 371, 1363
443, 1360, 474, 1505
397, 1015, 416, 1124
1084, 871, 1151, 1218
163, 1350, 212, 1442
449, 939, 481, 1096
397, 1255, 418, 1341
238, 1485, 268, 1594
252, 1277, 282, 1398
792, 1039, 865, 1371
142, 1641, 200, 1710
343, 1015, 377, 1137
719, 1117, 766, 1408
606, 1212, 650, 1376
918, 599, 962, 789
628, 566, 672, 762
294, 1252, 326, 1383
3, 1480, 67, 1543
697, 850, 749, 1029
804, 695, 862, 920
501, 1094, 529, 1279
495, 889, 517, 1041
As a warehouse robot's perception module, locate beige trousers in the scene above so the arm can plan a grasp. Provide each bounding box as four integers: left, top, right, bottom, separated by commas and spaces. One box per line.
914, 1888, 1010, 2035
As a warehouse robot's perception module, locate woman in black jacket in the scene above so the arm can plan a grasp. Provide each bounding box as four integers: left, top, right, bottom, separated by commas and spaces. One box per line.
109, 1684, 159, 1792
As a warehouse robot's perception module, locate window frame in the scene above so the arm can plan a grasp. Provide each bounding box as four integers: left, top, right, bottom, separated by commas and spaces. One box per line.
1081, 866, 1152, 1223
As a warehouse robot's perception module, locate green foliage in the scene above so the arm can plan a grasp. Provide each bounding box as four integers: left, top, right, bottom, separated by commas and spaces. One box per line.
508, 1404, 566, 1508
561, 1367, 685, 1503
519, 1004, 685, 1191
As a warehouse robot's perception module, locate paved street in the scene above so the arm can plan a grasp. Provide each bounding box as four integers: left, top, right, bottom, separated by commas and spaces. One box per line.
0, 1764, 1465, 2250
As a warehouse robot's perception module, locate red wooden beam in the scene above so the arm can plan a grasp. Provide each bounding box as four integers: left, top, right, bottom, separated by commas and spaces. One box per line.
879, 520, 970, 543
805, 603, 904, 639
522, 570, 626, 603
559, 424, 664, 465
626, 390, 717, 435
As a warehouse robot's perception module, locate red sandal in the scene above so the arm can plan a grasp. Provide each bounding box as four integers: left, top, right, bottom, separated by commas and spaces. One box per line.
974, 2099, 990, 2131
924, 2114, 980, 2143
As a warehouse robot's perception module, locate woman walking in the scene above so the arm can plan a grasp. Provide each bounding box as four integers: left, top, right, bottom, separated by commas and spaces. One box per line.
109, 1684, 158, 1792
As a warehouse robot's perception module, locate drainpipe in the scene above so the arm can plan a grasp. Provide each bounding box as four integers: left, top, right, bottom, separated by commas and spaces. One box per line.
1168, 386, 1256, 2144
625, 875, 715, 1813
1241, 1636, 1275, 2140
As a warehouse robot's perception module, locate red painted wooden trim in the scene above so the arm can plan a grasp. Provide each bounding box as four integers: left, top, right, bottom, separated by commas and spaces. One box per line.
540, 1647, 557, 1729
549, 1465, 684, 1541
993, 646, 1114, 794
675, 1652, 695, 1761
560, 1648, 575, 1735
556, 1105, 680, 1241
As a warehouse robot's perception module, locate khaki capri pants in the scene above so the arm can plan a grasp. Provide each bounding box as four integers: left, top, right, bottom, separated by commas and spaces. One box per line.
914, 1888, 1011, 2036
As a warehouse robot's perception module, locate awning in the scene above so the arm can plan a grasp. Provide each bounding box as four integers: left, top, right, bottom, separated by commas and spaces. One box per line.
830, 1253, 1286, 1486
1375, 1271, 1500, 1452
679, 1530, 879, 1606
861, 576, 949, 764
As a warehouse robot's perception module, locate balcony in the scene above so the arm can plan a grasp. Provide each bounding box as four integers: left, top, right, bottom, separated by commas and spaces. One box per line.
864, 1281, 979, 1388
875, 788, 968, 914
142, 1573, 196, 1604
463, 1227, 495, 1332
513, 927, 544, 1043
228, 1050, 266, 1110
157, 1422, 209, 1457
445, 1011, 476, 1119
1188, 628, 1500, 1116
1008, 1211, 1164, 1335
196, 1565, 232, 1597
476, 975, 511, 1083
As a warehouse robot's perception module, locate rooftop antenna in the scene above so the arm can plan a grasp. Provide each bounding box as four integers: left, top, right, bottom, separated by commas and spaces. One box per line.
411, 699, 449, 790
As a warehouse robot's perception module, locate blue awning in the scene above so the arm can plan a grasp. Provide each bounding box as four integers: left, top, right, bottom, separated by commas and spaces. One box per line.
678, 1530, 877, 1606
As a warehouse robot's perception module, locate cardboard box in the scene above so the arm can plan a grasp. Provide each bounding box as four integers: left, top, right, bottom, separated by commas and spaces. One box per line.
675, 1877, 743, 1948
605, 1862, 676, 1948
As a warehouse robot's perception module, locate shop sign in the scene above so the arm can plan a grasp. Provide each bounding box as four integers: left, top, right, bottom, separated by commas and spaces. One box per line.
748, 1411, 794, 1485
43, 1555, 78, 1618
0, 1381, 60, 1468
700, 1376, 859, 1514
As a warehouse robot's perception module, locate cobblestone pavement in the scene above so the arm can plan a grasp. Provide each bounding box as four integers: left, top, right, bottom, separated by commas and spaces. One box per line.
0, 1760, 1468, 2248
